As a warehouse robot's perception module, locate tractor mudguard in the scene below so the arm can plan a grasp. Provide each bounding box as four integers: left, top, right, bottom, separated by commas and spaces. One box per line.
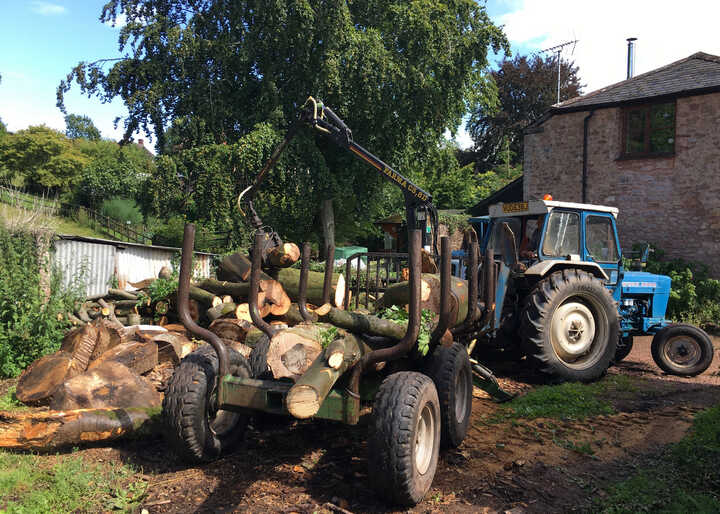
524, 260, 608, 280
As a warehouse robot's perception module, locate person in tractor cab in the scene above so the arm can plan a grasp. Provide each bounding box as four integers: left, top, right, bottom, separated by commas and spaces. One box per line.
519, 215, 545, 260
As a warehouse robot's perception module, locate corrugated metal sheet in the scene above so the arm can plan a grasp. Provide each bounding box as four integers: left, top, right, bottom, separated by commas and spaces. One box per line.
54, 239, 117, 299
53, 236, 215, 299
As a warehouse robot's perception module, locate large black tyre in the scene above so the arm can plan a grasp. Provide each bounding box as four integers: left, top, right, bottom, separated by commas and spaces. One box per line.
614, 336, 634, 363
368, 372, 441, 506
651, 324, 715, 377
163, 344, 251, 463
520, 269, 619, 382
424, 343, 472, 448
248, 334, 271, 378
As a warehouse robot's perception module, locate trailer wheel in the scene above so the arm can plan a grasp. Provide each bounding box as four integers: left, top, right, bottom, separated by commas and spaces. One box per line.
425, 343, 472, 448
651, 325, 714, 377
614, 336, 634, 363
248, 334, 271, 378
163, 345, 251, 463
520, 269, 619, 382
368, 372, 440, 506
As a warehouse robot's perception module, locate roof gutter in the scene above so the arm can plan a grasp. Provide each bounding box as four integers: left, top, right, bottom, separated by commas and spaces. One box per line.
582, 109, 595, 203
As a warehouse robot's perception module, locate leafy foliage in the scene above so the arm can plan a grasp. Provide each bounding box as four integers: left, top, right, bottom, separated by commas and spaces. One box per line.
60, 1, 508, 242
378, 305, 435, 356
468, 54, 583, 171
318, 326, 339, 350
65, 114, 101, 141
136, 276, 178, 307
0, 224, 82, 378
100, 197, 143, 225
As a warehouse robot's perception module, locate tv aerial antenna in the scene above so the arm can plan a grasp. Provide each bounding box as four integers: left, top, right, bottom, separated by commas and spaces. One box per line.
539, 39, 578, 104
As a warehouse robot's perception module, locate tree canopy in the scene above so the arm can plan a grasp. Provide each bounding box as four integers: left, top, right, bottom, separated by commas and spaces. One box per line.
467, 54, 583, 171
59, 0, 508, 243
65, 114, 101, 141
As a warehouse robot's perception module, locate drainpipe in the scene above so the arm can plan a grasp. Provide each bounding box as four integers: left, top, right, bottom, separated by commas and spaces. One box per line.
582, 109, 595, 203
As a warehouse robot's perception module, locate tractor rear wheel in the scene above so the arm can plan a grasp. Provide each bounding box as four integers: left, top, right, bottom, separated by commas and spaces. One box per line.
163, 345, 251, 463
651, 324, 714, 377
520, 269, 619, 382
368, 372, 441, 506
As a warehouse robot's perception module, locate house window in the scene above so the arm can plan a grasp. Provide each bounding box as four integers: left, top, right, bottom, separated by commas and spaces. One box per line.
622, 101, 675, 157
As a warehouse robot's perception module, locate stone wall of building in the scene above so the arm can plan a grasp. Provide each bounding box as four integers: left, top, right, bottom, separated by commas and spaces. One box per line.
524, 92, 720, 276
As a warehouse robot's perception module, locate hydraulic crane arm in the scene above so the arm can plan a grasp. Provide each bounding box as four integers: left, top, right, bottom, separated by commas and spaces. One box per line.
239, 97, 438, 253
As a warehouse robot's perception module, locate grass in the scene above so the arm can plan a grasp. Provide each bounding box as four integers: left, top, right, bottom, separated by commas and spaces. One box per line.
0, 203, 107, 239
0, 450, 147, 512
592, 404, 720, 513
0, 387, 28, 412
489, 374, 637, 422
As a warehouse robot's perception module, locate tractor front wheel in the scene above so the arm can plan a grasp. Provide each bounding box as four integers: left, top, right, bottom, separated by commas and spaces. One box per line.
520, 270, 619, 382
651, 324, 714, 377
614, 336, 634, 363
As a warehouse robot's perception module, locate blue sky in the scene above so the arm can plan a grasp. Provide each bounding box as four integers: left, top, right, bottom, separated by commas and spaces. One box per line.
2, 1, 719, 152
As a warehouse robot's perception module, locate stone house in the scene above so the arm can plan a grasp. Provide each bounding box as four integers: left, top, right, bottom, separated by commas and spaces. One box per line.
523, 52, 720, 275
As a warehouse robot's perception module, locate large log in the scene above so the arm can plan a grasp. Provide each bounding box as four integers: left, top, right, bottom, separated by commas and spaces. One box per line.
15, 352, 78, 405
266, 243, 301, 268
0, 406, 161, 450
59, 323, 99, 374
88, 341, 159, 375
319, 307, 406, 340
265, 324, 330, 380
189, 285, 220, 307
377, 273, 469, 327
273, 268, 345, 308
153, 332, 194, 364
196, 278, 290, 316
217, 252, 253, 282
89, 319, 124, 362
209, 318, 253, 342
286, 331, 369, 419
50, 361, 162, 411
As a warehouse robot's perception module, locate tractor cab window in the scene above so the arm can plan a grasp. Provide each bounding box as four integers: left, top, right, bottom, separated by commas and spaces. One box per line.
542, 211, 580, 257
585, 216, 619, 262
488, 217, 521, 264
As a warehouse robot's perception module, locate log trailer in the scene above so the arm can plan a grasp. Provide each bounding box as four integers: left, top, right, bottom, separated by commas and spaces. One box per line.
164, 98, 475, 506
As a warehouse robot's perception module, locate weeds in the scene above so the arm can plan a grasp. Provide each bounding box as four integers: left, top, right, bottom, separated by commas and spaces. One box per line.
0, 449, 147, 512
0, 386, 28, 411
593, 404, 720, 513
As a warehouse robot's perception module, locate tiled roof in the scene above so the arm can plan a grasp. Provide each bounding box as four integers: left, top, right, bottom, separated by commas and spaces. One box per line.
555, 52, 720, 111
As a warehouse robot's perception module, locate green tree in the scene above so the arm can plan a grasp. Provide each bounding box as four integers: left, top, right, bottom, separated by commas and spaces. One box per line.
59, 1, 507, 243
0, 126, 89, 195
468, 54, 583, 171
65, 114, 101, 141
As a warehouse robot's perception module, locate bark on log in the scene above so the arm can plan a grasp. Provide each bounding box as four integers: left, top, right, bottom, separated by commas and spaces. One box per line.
265, 324, 329, 380
196, 278, 250, 297
266, 243, 301, 268
207, 302, 237, 321
107, 288, 138, 300
208, 318, 253, 342
88, 341, 159, 375
286, 331, 368, 419
273, 268, 344, 308
89, 319, 124, 362
0, 406, 161, 450
59, 323, 99, 374
217, 252, 253, 282
319, 308, 406, 340
189, 285, 220, 307
153, 332, 194, 365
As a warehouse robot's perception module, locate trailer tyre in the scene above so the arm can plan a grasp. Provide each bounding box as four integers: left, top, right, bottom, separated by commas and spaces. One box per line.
368, 372, 441, 506
520, 269, 619, 382
248, 334, 271, 378
651, 324, 714, 377
163, 345, 251, 463
425, 343, 472, 448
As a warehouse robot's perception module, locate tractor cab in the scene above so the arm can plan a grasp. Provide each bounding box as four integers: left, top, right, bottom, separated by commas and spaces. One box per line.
483, 198, 621, 285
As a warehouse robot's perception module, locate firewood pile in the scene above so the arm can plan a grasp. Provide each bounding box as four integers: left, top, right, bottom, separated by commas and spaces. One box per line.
1, 239, 469, 450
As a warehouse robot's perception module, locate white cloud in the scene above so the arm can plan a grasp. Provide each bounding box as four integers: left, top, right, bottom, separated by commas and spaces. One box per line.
30, 1, 66, 16
497, 0, 720, 94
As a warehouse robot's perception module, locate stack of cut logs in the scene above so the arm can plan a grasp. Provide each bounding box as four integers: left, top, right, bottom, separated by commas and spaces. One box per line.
0, 240, 470, 451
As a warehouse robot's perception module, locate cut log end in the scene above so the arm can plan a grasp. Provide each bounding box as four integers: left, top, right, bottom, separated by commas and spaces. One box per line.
286, 385, 321, 419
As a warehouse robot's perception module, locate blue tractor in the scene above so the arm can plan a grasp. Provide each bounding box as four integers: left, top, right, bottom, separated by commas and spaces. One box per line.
459, 198, 714, 381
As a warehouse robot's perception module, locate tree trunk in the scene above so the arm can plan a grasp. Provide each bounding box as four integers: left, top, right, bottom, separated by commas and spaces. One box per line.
0, 406, 161, 450
195, 278, 290, 316
318, 308, 406, 339
273, 268, 345, 309
217, 252, 253, 282
189, 285, 220, 307
286, 331, 368, 419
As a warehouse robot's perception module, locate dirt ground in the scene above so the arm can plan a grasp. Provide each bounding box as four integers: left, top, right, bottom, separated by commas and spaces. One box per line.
26, 336, 720, 513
